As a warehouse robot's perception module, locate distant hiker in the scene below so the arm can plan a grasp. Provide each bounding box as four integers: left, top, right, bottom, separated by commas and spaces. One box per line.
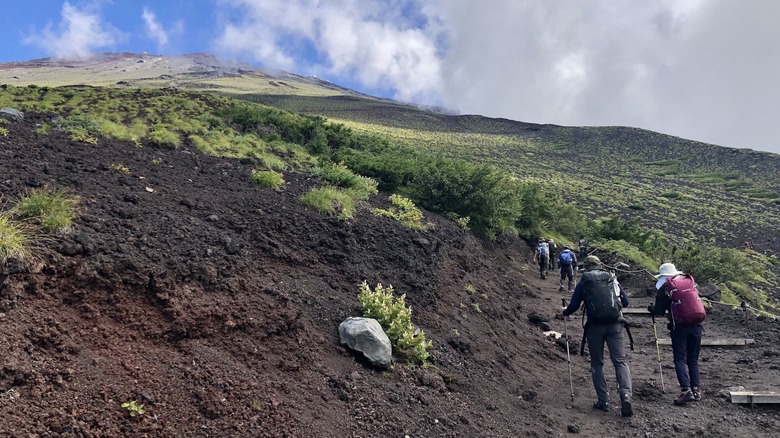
578, 237, 588, 259
648, 263, 706, 406
548, 239, 558, 270
534, 238, 550, 279
561, 255, 633, 417
558, 246, 578, 292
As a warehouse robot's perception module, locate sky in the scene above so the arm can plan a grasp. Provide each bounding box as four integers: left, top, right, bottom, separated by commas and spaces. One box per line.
1, 0, 779, 154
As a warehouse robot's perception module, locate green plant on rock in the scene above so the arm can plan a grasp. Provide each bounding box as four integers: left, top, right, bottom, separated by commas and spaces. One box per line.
372, 194, 425, 230
357, 281, 432, 365
14, 187, 78, 233
121, 400, 145, 417
251, 169, 285, 191
0, 127, 8, 137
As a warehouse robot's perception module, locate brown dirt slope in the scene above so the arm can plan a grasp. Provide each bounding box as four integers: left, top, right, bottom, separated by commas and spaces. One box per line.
1, 114, 779, 437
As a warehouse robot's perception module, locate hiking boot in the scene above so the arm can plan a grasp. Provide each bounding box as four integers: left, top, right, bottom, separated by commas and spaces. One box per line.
692, 388, 702, 401
620, 398, 633, 417
593, 400, 609, 412
558, 285, 565, 292
674, 390, 694, 406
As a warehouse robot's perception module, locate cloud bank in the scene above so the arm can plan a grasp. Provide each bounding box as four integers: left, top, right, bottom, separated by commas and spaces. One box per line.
23, 1, 122, 60
215, 0, 780, 153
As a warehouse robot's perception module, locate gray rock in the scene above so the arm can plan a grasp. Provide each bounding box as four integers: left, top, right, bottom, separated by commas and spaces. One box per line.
339, 317, 392, 368
0, 107, 23, 122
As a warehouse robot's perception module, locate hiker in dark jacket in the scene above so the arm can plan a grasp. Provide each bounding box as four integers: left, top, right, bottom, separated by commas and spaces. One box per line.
648, 263, 704, 406
558, 246, 577, 292
560, 256, 633, 417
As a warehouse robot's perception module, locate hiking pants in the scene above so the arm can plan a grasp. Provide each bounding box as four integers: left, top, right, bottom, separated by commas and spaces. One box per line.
538, 259, 548, 278
586, 323, 632, 403
670, 324, 702, 389
549, 252, 556, 270
559, 265, 574, 291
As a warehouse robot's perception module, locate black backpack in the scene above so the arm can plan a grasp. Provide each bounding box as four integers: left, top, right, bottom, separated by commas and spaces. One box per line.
582, 270, 622, 324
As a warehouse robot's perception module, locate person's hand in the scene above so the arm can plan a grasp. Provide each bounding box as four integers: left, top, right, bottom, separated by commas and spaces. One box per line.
560, 306, 567, 313
647, 304, 655, 313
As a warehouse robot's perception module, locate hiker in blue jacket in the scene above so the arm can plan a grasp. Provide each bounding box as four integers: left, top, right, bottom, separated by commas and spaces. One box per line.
560, 255, 633, 417
558, 246, 578, 293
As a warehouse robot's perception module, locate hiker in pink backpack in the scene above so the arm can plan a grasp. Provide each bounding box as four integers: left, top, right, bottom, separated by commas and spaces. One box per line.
647, 263, 706, 406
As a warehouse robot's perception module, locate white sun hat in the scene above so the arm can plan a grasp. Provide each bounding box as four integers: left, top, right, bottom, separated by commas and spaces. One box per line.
654, 262, 683, 278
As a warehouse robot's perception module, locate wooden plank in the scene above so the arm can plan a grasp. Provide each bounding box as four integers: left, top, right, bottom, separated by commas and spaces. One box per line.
622, 308, 651, 315
730, 391, 780, 404
656, 338, 754, 346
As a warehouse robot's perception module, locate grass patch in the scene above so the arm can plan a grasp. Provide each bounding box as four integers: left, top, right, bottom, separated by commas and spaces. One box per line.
14, 188, 78, 233
0, 213, 33, 263
251, 169, 285, 191
593, 239, 659, 271
300, 186, 357, 220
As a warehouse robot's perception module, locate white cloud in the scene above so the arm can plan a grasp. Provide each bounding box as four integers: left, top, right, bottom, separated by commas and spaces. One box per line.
23, 1, 122, 60
215, 0, 443, 102
214, 0, 780, 153
142, 8, 169, 51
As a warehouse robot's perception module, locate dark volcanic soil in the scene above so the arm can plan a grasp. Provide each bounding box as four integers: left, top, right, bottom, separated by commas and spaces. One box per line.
1, 113, 779, 437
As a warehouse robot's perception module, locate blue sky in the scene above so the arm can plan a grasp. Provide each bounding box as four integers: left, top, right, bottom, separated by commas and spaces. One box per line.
2, 0, 780, 155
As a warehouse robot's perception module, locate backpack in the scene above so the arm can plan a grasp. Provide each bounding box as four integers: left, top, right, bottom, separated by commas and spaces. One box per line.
559, 250, 573, 266
582, 270, 622, 324
537, 243, 548, 258
665, 274, 706, 325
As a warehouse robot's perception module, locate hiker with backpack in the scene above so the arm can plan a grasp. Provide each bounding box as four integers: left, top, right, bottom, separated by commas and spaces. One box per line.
558, 246, 577, 293
533, 238, 550, 279
560, 255, 633, 417
548, 239, 558, 271
648, 262, 706, 406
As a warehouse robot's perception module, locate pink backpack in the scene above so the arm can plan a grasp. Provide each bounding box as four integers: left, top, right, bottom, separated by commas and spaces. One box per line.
665, 274, 706, 325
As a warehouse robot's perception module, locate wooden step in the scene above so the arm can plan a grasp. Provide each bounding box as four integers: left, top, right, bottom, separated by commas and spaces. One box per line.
730, 391, 780, 404
622, 308, 651, 315
656, 338, 754, 346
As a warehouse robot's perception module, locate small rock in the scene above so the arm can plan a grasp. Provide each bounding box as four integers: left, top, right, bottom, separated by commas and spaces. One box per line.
567, 424, 580, 434
207, 214, 219, 221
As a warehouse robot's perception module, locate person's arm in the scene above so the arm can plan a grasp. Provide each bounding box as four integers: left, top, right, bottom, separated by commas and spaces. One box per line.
562, 281, 584, 316
649, 284, 670, 316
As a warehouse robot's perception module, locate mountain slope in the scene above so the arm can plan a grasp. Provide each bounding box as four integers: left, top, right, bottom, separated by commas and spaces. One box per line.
1, 100, 779, 437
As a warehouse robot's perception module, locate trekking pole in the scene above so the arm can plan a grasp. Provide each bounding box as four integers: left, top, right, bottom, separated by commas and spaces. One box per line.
651, 313, 666, 392
561, 298, 575, 402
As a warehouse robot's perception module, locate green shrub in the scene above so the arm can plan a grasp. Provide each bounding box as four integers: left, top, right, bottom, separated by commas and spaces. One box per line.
357, 281, 432, 364
372, 194, 425, 230
300, 186, 356, 219
251, 169, 285, 191
0, 213, 33, 263
14, 188, 78, 233
0, 127, 8, 137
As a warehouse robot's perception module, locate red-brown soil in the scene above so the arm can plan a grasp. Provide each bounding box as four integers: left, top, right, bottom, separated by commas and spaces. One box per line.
1, 113, 779, 437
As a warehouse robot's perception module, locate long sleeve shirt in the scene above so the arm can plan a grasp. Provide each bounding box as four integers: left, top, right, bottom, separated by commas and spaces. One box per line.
562, 270, 629, 317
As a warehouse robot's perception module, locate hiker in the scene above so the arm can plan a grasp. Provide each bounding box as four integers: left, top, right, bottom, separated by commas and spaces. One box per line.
533, 238, 549, 279
560, 255, 633, 417
558, 245, 578, 293
578, 237, 588, 259
648, 262, 706, 406
548, 239, 558, 271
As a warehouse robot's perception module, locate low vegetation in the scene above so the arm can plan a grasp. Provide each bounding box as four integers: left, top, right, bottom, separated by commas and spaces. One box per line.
0, 212, 33, 264
1, 84, 778, 308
